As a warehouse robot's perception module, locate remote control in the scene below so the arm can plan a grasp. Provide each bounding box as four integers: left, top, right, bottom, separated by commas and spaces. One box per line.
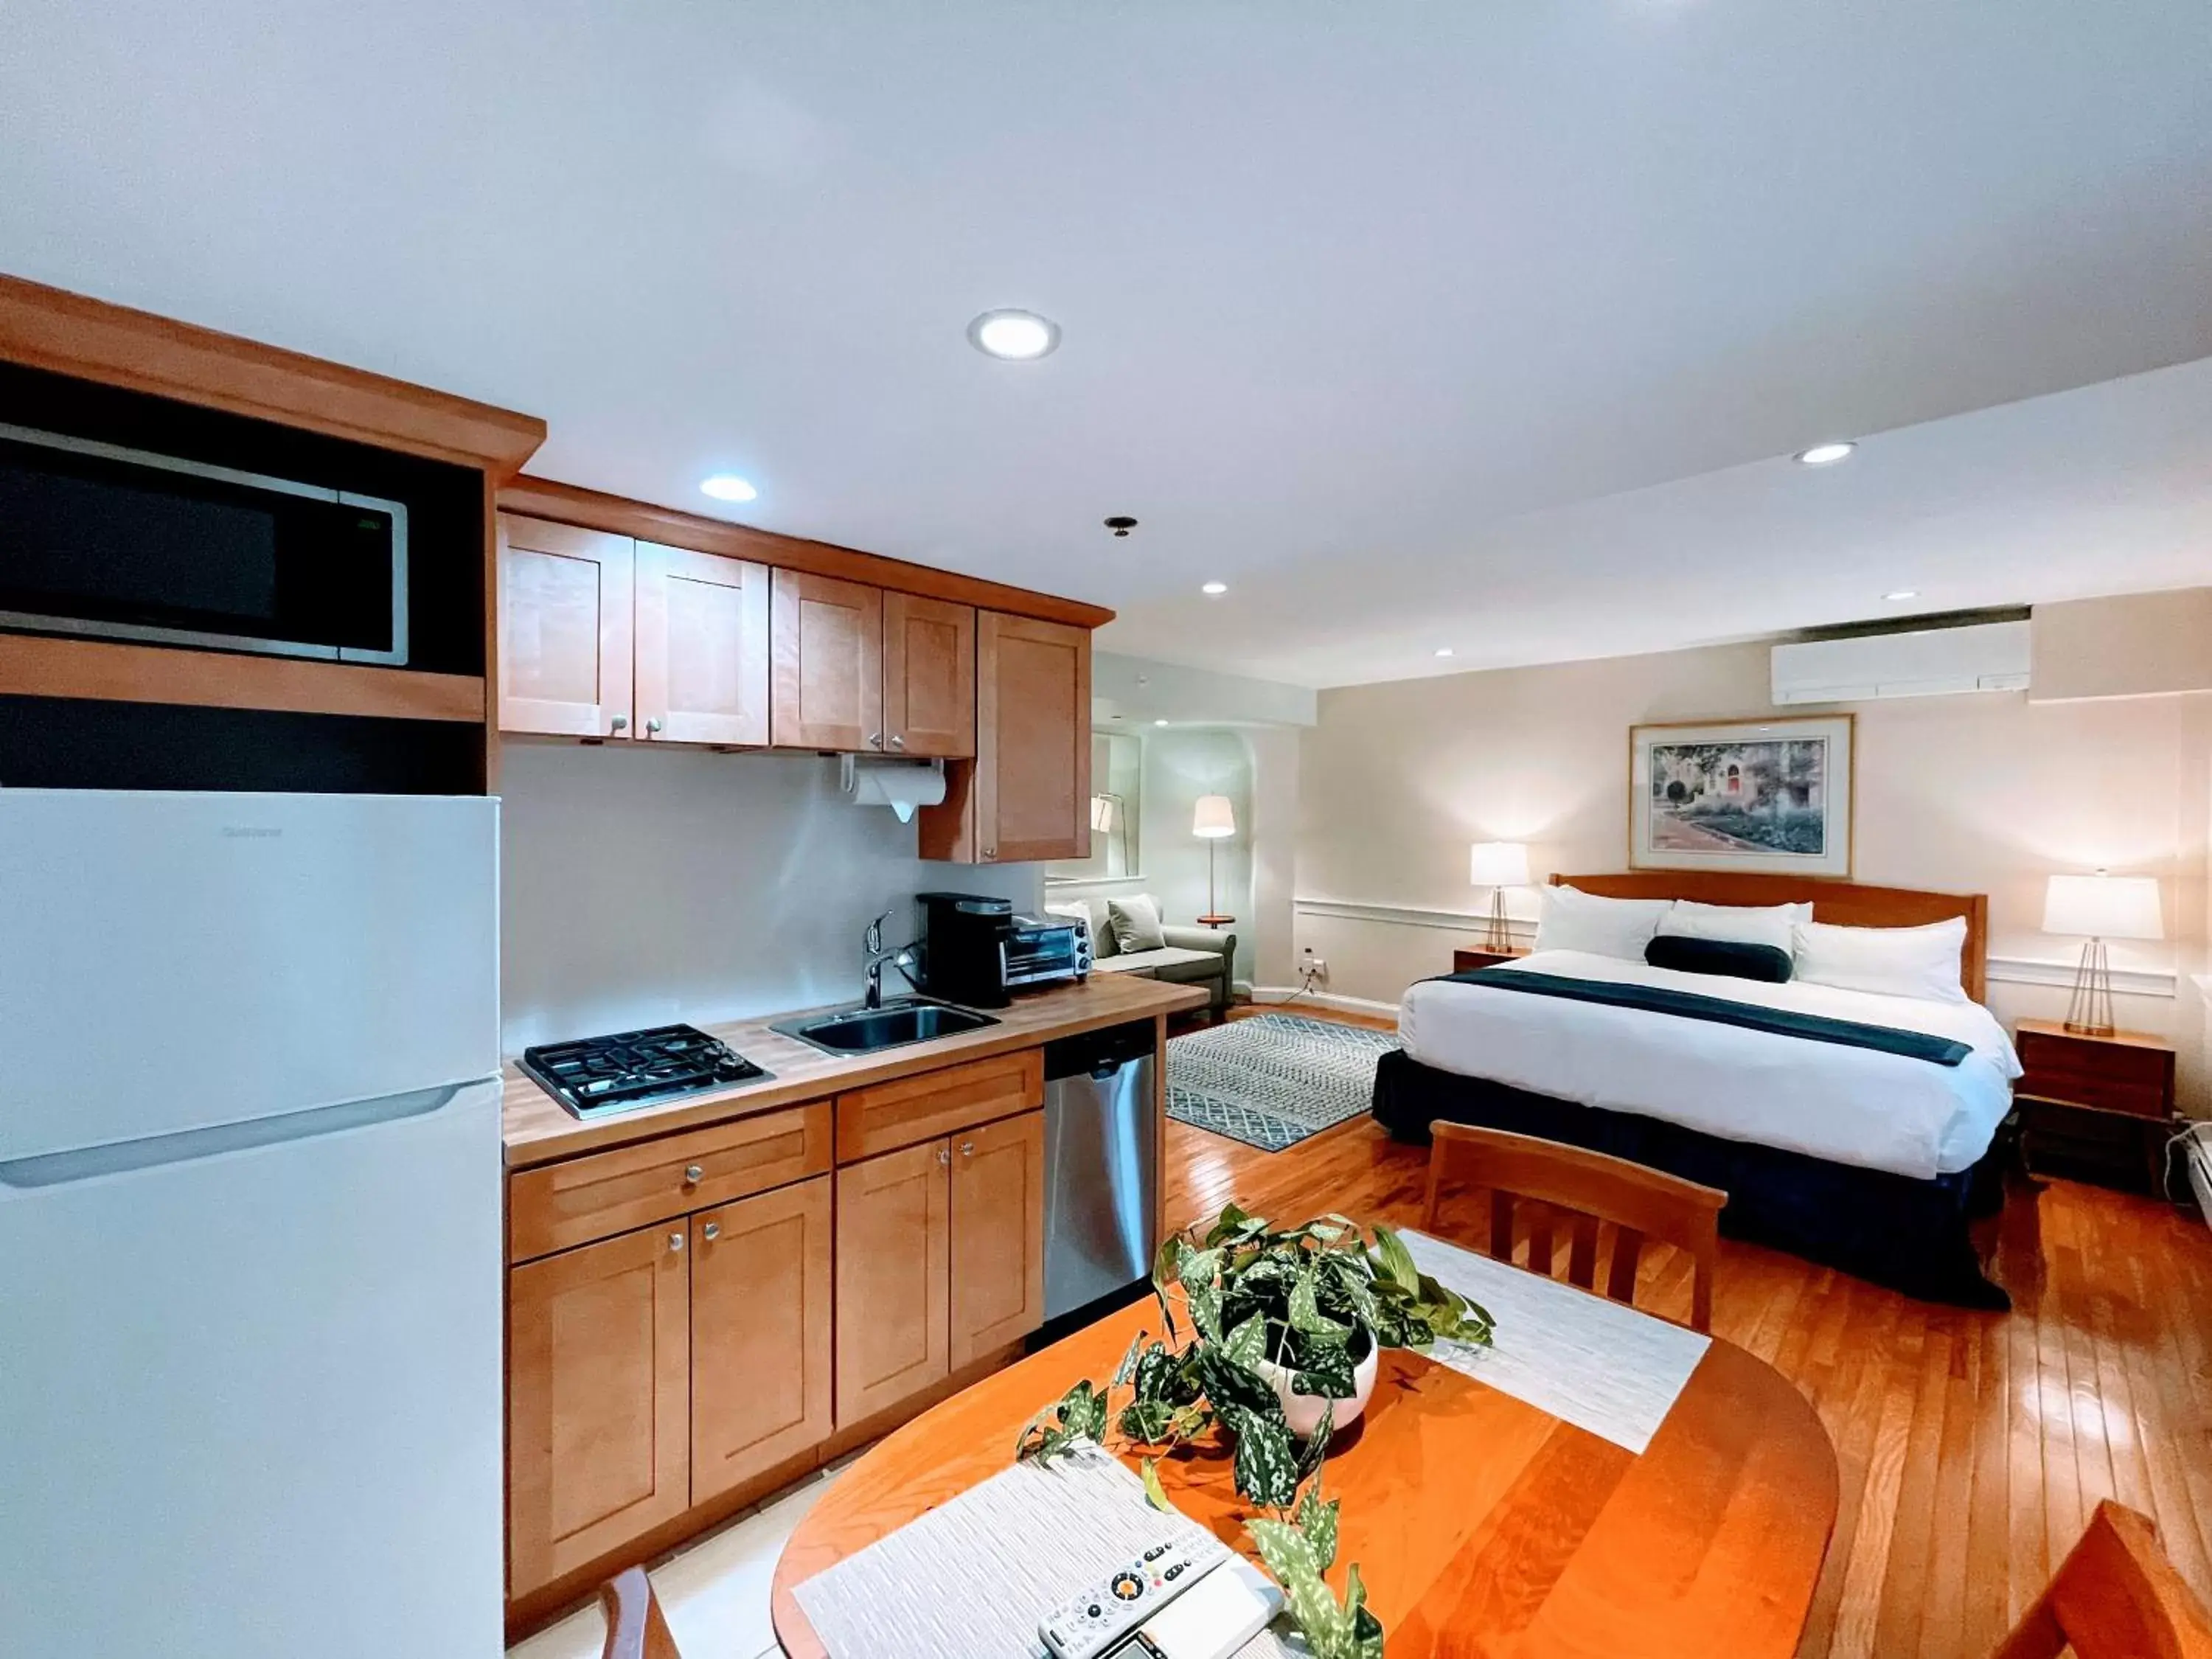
1037, 1537, 1216, 1659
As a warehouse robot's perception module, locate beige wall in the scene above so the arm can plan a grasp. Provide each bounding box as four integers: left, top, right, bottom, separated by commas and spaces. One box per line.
1296, 620, 2212, 1112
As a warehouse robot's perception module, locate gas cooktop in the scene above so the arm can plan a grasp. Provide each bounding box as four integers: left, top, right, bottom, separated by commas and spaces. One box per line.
519, 1023, 771, 1121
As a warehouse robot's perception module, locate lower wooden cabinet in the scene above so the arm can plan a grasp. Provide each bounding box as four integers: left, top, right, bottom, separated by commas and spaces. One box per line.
833, 1139, 952, 1423
950, 1110, 1048, 1366
689, 1177, 833, 1505
834, 1107, 1047, 1422
508, 1221, 690, 1596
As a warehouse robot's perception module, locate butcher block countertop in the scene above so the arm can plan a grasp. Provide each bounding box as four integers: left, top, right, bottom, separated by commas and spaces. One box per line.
502, 975, 1208, 1169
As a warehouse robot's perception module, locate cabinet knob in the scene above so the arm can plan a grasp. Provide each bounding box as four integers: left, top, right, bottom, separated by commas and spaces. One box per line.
960, 1141, 975, 1158
703, 1222, 721, 1242
646, 717, 663, 735
938, 1147, 951, 1166
669, 1231, 684, 1253
609, 714, 629, 733
888, 734, 906, 751
684, 1164, 703, 1184
867, 731, 884, 749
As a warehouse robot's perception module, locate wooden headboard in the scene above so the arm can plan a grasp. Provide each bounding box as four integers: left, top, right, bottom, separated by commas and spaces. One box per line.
1551, 872, 1991, 1004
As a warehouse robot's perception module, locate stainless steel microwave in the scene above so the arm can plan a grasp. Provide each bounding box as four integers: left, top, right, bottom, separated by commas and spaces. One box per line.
0, 420, 409, 664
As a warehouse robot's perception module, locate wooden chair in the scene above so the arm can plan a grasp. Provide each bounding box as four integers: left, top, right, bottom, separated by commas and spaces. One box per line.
599, 1565, 682, 1659
1992, 1500, 2212, 1658
1421, 1122, 1728, 1332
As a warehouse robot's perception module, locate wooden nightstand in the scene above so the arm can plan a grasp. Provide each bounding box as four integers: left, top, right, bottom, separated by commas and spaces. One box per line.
2014, 1018, 2178, 1195
1453, 946, 1530, 973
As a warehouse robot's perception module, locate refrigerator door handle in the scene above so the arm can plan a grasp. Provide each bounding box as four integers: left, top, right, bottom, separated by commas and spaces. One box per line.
0, 1082, 483, 1190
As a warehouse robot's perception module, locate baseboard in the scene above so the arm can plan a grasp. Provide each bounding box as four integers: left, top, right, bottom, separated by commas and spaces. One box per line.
1249, 984, 1402, 1018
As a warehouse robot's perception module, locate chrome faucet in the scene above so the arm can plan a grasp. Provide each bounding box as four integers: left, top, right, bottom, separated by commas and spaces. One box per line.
862, 910, 919, 1011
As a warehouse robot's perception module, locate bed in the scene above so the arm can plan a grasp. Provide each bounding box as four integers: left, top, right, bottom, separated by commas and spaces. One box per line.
1371, 872, 2020, 1307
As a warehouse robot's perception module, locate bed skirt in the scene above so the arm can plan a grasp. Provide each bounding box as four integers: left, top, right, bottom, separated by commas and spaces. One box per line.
1372, 1048, 2010, 1310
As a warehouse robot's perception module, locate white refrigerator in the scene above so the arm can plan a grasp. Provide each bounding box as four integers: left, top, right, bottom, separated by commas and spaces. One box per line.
0, 790, 505, 1659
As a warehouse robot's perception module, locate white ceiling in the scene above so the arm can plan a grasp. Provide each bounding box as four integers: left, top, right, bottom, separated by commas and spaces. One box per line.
4, 1, 2210, 686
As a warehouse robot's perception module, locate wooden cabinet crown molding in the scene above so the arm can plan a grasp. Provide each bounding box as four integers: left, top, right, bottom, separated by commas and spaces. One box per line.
0, 274, 545, 476
498, 474, 1113, 631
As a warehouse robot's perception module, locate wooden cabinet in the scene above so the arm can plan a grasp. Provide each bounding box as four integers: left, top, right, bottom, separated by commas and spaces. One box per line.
498, 514, 770, 748
920, 611, 1091, 863
883, 592, 977, 759
948, 1110, 1048, 1367
508, 1222, 690, 1596
498, 518, 634, 739
635, 540, 771, 746
771, 570, 884, 751
689, 1177, 833, 1505
835, 1139, 952, 1423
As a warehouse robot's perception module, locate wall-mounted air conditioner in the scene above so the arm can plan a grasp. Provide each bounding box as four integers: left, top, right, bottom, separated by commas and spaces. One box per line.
1771, 619, 2031, 705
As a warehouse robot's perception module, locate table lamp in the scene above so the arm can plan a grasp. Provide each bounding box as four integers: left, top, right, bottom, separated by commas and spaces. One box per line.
1469, 841, 1531, 953
1192, 795, 1236, 926
2042, 869, 2163, 1037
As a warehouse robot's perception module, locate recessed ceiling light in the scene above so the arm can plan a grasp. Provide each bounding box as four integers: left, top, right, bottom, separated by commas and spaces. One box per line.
1154, 719, 1169, 727
1201, 582, 1228, 596
700, 474, 757, 503
1434, 648, 1455, 658
1883, 589, 1919, 602
1795, 442, 1856, 467
967, 309, 1060, 361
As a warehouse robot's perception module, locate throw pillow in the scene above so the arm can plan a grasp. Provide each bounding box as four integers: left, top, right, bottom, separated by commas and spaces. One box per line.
1107, 894, 1168, 954
1645, 935, 1795, 984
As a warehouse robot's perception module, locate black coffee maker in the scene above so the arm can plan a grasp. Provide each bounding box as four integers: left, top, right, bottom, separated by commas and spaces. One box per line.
914, 891, 1016, 1008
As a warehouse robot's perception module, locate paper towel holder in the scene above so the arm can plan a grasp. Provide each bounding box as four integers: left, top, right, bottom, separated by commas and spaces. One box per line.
839, 754, 948, 824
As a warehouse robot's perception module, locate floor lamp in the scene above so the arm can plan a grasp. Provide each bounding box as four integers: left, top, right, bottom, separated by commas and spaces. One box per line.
2042, 870, 2163, 1038
1193, 795, 1236, 927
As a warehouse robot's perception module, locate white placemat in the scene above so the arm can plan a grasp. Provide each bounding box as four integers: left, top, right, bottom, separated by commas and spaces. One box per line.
1400, 1227, 1711, 1454
793, 1441, 1294, 1659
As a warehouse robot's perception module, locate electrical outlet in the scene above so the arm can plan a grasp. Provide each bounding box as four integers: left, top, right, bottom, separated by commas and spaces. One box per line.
1301, 949, 1328, 980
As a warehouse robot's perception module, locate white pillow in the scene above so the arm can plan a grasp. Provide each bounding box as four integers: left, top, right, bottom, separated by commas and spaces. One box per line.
1533, 886, 1673, 960
1792, 917, 1969, 1004
1657, 899, 1813, 956
1106, 894, 1168, 954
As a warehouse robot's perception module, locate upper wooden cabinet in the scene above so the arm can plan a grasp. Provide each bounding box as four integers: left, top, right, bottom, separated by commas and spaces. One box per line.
636, 540, 771, 747
883, 593, 977, 759
498, 514, 770, 748
771, 571, 885, 751
498, 518, 634, 740
919, 611, 1091, 864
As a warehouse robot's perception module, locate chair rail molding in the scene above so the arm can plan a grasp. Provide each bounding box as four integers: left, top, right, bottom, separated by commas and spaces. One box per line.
1290, 897, 2179, 998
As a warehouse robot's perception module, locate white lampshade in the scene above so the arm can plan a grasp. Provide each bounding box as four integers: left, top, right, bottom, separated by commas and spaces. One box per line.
1192, 795, 1237, 839
1468, 841, 1531, 888
2042, 872, 2163, 941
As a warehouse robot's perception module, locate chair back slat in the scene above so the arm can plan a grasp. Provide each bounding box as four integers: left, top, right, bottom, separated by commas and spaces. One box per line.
1992, 1500, 2212, 1659
1566, 1214, 1600, 1292
1422, 1122, 1727, 1332
599, 1565, 683, 1659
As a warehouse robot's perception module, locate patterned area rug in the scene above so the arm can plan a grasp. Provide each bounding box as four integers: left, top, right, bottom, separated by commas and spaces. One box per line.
1167, 1013, 1401, 1152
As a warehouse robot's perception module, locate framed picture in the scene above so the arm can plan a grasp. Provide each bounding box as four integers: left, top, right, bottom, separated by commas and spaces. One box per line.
1629, 714, 1855, 877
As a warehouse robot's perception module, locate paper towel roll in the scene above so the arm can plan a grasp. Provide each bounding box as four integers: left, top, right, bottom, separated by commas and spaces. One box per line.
845, 758, 947, 824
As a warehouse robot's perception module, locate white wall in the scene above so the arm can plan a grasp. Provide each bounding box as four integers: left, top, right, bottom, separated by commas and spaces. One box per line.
499, 742, 1040, 1054
1138, 728, 1256, 980
1297, 633, 2212, 1110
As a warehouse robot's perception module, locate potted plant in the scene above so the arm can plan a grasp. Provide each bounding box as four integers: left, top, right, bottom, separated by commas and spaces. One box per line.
1016, 1204, 1493, 1656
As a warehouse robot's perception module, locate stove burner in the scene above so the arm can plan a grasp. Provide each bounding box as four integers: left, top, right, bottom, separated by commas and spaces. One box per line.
520, 1023, 770, 1120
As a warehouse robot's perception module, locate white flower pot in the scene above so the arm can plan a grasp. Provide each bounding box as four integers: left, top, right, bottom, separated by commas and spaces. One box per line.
1258, 1338, 1379, 1441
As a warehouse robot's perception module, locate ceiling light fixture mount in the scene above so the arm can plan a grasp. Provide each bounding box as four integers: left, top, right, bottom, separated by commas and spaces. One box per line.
1883, 589, 1920, 602
967, 309, 1060, 361
1795, 441, 1857, 467
1434, 648, 1455, 658
1104, 515, 1138, 538
1201, 581, 1227, 596
699, 474, 757, 504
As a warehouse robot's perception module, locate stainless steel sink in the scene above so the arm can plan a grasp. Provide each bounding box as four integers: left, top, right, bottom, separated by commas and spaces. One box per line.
771, 996, 1000, 1057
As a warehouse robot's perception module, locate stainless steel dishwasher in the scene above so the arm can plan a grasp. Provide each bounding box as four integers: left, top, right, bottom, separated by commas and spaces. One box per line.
1042, 1019, 1159, 1321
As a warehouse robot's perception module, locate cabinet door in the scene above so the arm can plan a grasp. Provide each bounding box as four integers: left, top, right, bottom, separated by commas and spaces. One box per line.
883, 593, 976, 759
949, 1109, 1048, 1367
498, 515, 634, 739
508, 1223, 689, 1596
976, 612, 1091, 862
771, 570, 884, 751
633, 540, 771, 747
835, 1140, 950, 1424
689, 1177, 832, 1504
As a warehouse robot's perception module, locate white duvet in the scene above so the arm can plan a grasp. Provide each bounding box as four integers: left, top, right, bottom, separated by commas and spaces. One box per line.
1398, 949, 2021, 1180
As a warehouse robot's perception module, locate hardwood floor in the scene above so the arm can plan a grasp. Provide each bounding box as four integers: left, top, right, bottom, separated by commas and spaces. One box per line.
1164, 1009, 2212, 1659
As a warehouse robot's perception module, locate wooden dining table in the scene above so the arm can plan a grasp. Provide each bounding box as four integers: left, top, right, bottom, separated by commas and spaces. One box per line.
771, 1255, 1839, 1659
